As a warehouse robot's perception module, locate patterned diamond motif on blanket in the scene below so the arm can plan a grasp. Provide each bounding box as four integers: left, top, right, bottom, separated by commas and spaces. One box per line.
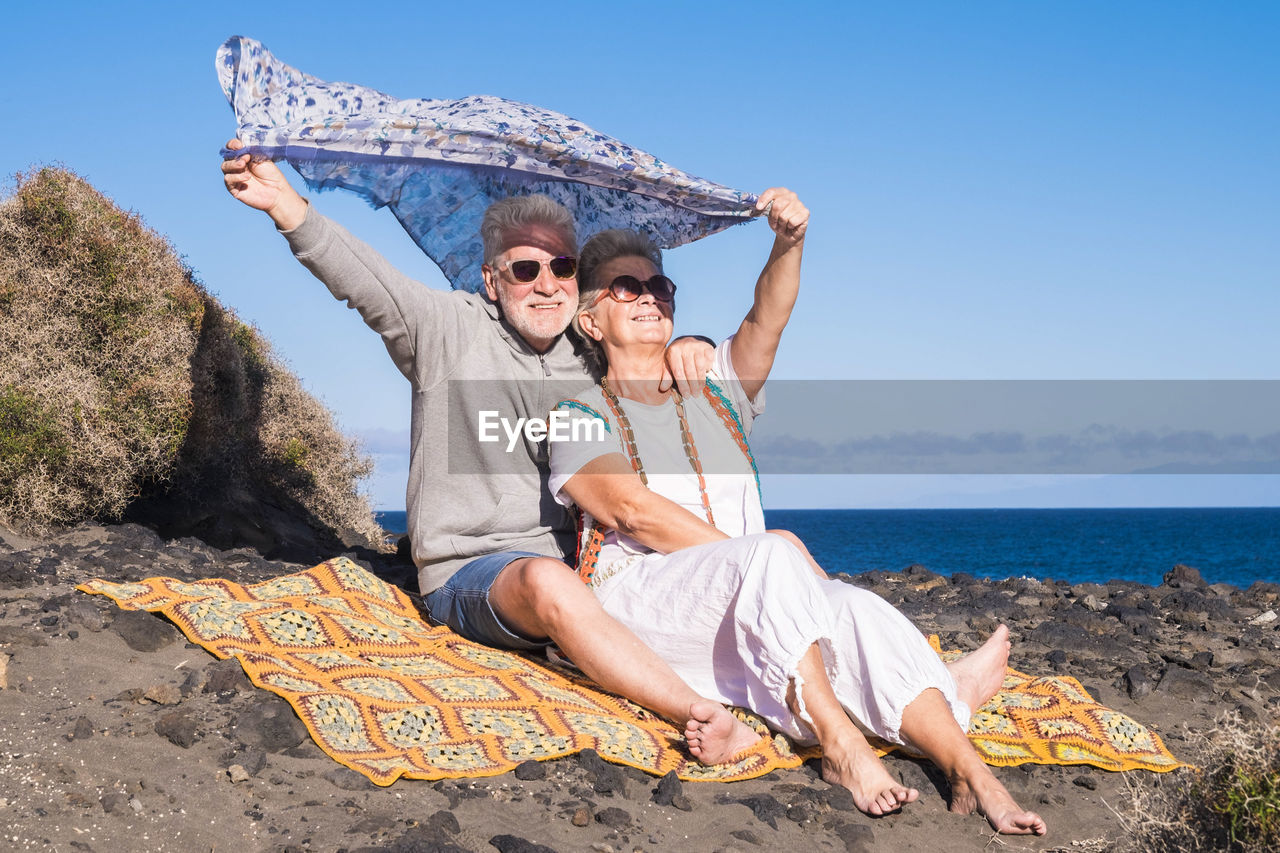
254, 609, 331, 647
457, 708, 551, 740
174, 600, 253, 641
378, 707, 447, 748
295, 651, 365, 672
331, 614, 410, 647
561, 712, 662, 766
364, 654, 462, 678
250, 575, 323, 599
262, 673, 323, 693
334, 676, 417, 703
510, 674, 609, 711
451, 643, 543, 674
1097, 709, 1160, 754
425, 676, 517, 703
301, 694, 377, 752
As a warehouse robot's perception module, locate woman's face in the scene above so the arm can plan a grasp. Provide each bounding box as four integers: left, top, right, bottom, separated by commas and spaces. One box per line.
583, 255, 675, 351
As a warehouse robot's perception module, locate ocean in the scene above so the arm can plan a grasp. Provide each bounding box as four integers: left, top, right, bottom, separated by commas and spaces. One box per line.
374, 507, 1280, 589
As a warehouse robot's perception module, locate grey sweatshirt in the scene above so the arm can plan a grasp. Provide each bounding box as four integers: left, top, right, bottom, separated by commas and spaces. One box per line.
281, 206, 596, 594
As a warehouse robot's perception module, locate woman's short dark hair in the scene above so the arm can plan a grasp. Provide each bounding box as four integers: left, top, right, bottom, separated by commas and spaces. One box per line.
571, 229, 665, 369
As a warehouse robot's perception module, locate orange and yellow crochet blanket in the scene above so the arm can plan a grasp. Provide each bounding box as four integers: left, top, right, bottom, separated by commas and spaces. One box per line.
78, 557, 1184, 786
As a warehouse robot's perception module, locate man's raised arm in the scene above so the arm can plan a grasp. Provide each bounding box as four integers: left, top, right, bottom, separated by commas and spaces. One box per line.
219, 139, 469, 385
222, 139, 308, 230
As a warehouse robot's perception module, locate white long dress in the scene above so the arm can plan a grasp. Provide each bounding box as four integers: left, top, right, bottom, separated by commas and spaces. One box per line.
548, 339, 968, 746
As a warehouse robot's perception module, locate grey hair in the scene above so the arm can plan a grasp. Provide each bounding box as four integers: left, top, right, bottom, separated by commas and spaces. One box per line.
570, 229, 665, 370
480, 195, 577, 265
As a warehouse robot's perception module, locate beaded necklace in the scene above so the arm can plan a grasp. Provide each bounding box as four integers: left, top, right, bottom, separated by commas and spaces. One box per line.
598, 376, 716, 528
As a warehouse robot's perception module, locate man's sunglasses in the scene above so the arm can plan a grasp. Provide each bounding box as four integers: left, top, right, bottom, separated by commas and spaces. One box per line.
496, 256, 578, 283
594, 274, 678, 304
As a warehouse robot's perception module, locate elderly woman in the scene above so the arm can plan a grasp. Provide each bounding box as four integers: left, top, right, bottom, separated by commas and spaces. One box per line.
547, 190, 1046, 835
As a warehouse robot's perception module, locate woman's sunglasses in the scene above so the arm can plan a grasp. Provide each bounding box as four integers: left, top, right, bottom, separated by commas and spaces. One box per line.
497, 256, 578, 283
594, 274, 678, 304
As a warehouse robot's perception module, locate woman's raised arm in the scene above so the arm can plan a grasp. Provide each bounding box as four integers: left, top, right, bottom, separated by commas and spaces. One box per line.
729, 188, 809, 402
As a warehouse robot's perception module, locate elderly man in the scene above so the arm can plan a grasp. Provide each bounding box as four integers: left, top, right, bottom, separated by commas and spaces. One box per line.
221, 142, 760, 763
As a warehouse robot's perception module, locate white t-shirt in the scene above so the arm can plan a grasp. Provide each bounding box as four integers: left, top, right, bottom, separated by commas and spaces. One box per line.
548, 338, 766, 578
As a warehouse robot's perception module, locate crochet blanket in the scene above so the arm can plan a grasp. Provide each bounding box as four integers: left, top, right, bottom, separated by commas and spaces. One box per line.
79, 557, 1183, 786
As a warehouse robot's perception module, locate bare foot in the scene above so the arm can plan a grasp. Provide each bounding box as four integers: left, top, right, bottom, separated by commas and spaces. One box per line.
946, 624, 1011, 711
684, 700, 760, 765
822, 734, 919, 816
950, 773, 1048, 836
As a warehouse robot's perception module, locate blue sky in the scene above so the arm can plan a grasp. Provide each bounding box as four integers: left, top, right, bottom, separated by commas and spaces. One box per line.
3, 2, 1276, 509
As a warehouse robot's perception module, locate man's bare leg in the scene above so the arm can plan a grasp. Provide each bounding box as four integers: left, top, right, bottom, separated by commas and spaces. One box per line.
489, 557, 758, 764
945, 624, 1011, 711
789, 643, 918, 816
899, 688, 1047, 835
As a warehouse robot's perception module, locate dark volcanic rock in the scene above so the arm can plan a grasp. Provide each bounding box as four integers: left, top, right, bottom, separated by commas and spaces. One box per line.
426, 810, 461, 837
100, 791, 129, 814
353, 819, 468, 850
829, 820, 876, 852
513, 760, 545, 781
577, 748, 625, 797
1157, 665, 1217, 699
1122, 665, 1155, 701
203, 658, 252, 694
233, 696, 308, 752
1160, 588, 1235, 621
652, 770, 682, 806
64, 600, 107, 632
110, 610, 179, 651
724, 792, 788, 829
489, 835, 558, 853
1027, 621, 1129, 658
594, 806, 631, 829
154, 710, 199, 748
235, 748, 267, 777
323, 767, 373, 790
1163, 563, 1207, 588
0, 554, 38, 588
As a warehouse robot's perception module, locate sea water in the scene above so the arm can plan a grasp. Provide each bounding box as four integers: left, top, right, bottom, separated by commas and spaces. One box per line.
374, 507, 1280, 589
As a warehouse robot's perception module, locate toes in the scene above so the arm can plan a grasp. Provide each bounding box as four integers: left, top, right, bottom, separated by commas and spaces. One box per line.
875, 791, 900, 813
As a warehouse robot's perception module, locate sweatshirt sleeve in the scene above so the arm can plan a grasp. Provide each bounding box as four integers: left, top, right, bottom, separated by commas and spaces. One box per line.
280, 205, 470, 388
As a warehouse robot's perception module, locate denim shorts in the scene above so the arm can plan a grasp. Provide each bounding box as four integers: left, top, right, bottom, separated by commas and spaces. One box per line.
423, 551, 550, 650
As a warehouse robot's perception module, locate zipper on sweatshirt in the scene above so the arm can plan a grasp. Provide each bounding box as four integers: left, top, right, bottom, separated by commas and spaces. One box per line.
538, 354, 550, 377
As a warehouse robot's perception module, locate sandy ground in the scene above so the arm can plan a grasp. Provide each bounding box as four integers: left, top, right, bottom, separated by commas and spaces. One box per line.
3, 521, 1277, 852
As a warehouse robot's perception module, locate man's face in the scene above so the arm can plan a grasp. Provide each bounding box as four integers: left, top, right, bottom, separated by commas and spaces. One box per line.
482, 223, 578, 353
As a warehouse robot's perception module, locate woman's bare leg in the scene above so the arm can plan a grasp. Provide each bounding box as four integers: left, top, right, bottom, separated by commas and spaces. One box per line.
899, 689, 1047, 835
790, 642, 918, 815
945, 624, 1011, 711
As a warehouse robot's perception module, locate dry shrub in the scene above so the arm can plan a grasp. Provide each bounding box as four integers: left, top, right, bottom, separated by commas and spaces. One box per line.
0, 167, 199, 530
0, 167, 382, 550
1116, 711, 1280, 852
